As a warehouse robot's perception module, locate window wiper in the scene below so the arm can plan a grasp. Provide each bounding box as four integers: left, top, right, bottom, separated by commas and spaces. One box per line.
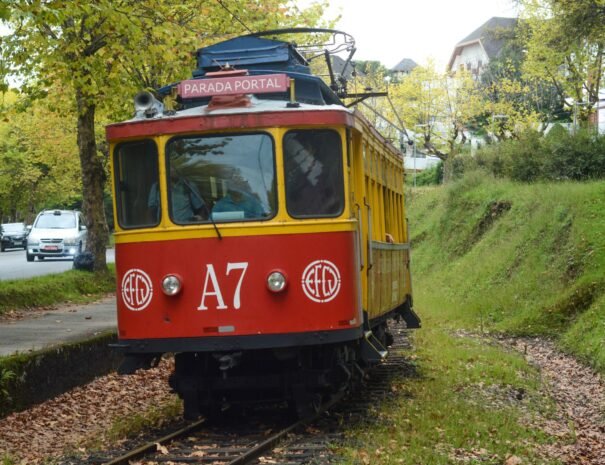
182, 178, 222, 240
205, 204, 222, 240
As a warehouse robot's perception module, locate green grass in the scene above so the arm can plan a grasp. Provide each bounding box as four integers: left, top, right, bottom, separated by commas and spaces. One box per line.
0, 265, 116, 316
408, 173, 605, 371
338, 173, 604, 463
338, 328, 560, 464
1, 455, 16, 465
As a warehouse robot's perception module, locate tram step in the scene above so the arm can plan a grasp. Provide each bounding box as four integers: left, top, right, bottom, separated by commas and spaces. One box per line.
360, 331, 388, 364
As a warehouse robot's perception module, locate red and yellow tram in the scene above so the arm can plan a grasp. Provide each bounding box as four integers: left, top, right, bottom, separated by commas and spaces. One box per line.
107, 30, 419, 418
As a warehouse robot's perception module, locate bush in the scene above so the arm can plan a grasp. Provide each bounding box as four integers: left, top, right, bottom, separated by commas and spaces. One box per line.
410, 161, 444, 186
451, 128, 605, 183
545, 128, 605, 180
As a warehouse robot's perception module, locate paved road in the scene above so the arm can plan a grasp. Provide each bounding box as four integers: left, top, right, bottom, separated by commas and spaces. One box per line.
0, 248, 115, 281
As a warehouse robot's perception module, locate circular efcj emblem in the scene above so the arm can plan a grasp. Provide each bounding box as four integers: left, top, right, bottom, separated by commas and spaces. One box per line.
301, 260, 341, 303
121, 268, 153, 311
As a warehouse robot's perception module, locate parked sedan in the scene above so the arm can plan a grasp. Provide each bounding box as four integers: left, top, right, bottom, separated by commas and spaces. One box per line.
0, 222, 28, 252
26, 210, 87, 262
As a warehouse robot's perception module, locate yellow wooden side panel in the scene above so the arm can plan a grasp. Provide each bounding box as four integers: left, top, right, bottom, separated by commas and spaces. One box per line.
342, 115, 413, 320
366, 243, 410, 319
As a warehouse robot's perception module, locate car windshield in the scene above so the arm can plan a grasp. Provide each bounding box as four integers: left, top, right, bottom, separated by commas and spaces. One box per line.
35, 213, 76, 229
1, 223, 24, 232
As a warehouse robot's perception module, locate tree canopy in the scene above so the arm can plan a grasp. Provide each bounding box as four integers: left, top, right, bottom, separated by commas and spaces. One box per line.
0, 0, 328, 270
520, 0, 604, 121
0, 92, 81, 222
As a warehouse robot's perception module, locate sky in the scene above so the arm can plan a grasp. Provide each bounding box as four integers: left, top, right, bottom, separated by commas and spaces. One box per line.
297, 0, 519, 70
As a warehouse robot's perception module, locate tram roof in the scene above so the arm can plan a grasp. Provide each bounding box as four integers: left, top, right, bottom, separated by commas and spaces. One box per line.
194, 36, 310, 78
109, 31, 402, 160
155, 35, 343, 108
127, 97, 352, 123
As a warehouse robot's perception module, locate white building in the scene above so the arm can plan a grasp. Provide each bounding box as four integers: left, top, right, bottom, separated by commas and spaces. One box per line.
390, 58, 418, 79
447, 17, 518, 77
403, 154, 441, 172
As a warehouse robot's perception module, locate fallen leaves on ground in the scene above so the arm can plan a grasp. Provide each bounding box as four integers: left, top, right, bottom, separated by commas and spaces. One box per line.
504, 455, 522, 465
1, 333, 604, 465
0, 358, 175, 463
506, 338, 605, 465
155, 442, 169, 455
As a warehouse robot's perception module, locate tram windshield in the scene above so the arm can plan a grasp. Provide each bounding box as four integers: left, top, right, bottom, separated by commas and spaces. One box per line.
283, 130, 344, 218
166, 133, 276, 224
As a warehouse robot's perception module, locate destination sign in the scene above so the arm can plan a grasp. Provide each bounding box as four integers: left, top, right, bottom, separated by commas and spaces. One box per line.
178, 74, 290, 99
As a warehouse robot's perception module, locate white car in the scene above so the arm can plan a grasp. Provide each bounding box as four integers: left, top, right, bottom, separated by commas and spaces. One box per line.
26, 210, 87, 262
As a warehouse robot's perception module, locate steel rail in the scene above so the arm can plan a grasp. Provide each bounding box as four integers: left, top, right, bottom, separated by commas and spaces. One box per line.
227, 391, 345, 465
103, 417, 206, 465
101, 391, 344, 465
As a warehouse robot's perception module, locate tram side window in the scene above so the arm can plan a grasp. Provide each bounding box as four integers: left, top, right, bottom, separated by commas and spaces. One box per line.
165, 133, 276, 224
114, 140, 160, 228
284, 130, 344, 218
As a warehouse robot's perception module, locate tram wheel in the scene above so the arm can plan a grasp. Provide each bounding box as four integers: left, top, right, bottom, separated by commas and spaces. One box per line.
201, 404, 223, 422
289, 391, 322, 419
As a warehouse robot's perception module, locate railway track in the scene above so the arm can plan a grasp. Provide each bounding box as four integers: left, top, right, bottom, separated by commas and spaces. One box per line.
77, 323, 415, 465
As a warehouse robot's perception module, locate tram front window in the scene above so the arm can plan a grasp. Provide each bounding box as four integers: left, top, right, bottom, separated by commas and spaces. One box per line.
114, 140, 160, 229
283, 130, 344, 218
165, 134, 276, 224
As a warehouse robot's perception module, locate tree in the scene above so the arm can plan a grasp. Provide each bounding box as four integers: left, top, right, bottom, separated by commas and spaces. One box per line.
481, 76, 543, 140
352, 61, 485, 160
550, 0, 605, 43
520, 0, 605, 122
350, 61, 391, 131
387, 62, 456, 159
0, 0, 327, 271
0, 91, 81, 222
480, 25, 566, 128
395, 63, 450, 156
442, 70, 485, 155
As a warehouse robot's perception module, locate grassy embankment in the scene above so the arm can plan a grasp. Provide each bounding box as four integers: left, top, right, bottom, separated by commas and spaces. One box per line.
340, 174, 604, 464
0, 265, 116, 317
409, 173, 605, 365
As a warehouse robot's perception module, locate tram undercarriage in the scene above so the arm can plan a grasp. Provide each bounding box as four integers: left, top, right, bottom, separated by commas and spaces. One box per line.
168, 322, 396, 419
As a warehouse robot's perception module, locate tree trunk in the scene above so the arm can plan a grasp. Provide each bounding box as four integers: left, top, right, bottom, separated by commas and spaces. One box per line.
76, 89, 108, 272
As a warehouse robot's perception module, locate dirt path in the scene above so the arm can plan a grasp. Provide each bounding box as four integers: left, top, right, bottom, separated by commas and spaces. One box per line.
507, 338, 605, 464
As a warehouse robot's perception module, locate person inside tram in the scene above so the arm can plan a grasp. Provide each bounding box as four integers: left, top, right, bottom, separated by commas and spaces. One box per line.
212, 179, 265, 220
284, 132, 342, 217
148, 165, 207, 223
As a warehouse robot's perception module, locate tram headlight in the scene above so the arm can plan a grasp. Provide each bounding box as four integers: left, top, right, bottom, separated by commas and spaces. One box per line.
161, 274, 182, 296
267, 271, 287, 293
